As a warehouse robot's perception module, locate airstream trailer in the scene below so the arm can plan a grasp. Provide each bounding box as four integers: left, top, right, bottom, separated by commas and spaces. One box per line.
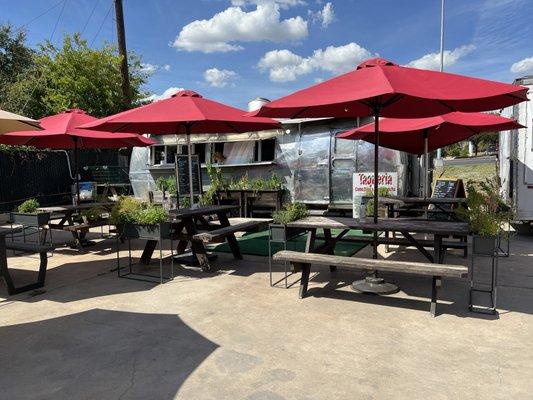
128, 98, 415, 210
499, 75, 533, 234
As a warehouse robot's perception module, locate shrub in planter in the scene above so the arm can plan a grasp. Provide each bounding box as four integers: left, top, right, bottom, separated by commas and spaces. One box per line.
110, 198, 171, 239
81, 206, 106, 223
455, 178, 513, 255
270, 203, 309, 241
11, 198, 49, 227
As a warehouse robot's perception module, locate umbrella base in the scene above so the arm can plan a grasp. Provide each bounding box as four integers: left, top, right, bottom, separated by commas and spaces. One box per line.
173, 252, 217, 266
351, 276, 399, 295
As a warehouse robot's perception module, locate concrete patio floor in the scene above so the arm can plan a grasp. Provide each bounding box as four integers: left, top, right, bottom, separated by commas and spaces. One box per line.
0, 229, 532, 399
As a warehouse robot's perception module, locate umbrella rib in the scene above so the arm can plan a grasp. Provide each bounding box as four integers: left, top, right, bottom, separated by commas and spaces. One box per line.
291, 107, 310, 119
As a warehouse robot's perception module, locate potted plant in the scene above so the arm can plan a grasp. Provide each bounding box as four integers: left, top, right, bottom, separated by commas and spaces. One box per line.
456, 178, 512, 255
10, 198, 50, 228
110, 197, 171, 240
269, 202, 309, 242
80, 206, 107, 224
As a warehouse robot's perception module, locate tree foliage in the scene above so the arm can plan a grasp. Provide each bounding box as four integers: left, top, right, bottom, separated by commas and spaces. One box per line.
0, 24, 35, 106
1, 28, 149, 119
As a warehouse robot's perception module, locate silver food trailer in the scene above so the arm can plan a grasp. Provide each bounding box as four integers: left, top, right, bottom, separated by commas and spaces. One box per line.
129, 98, 416, 210
499, 75, 533, 233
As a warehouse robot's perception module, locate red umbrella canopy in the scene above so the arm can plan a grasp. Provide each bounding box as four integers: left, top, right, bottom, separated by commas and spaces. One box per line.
252, 58, 528, 119
336, 112, 524, 155
0, 109, 155, 149
80, 90, 281, 134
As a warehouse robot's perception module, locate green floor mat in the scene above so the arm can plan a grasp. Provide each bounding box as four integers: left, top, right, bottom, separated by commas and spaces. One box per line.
208, 229, 370, 257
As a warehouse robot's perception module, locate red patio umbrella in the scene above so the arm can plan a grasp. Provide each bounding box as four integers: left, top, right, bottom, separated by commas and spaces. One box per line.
337, 112, 524, 195
0, 109, 155, 201
252, 57, 528, 223
80, 90, 280, 204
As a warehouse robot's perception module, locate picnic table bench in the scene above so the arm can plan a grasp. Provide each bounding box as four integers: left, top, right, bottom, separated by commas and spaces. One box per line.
274, 250, 468, 317
39, 202, 112, 250
138, 205, 268, 272
1, 227, 53, 295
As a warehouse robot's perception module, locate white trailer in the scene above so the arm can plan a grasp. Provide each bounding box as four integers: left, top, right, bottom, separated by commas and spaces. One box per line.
499, 75, 533, 233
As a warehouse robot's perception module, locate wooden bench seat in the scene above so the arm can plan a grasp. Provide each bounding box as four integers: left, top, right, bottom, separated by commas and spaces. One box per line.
2, 241, 54, 295
61, 220, 108, 232
273, 250, 468, 317
193, 219, 269, 243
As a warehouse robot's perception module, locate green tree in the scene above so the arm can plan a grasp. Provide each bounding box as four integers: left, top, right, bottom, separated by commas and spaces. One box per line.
2, 33, 149, 119
0, 24, 35, 106
470, 132, 498, 156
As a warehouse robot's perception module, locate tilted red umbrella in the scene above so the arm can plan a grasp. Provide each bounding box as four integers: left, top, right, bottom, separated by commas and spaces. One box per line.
252, 57, 528, 223
337, 111, 523, 154
80, 90, 281, 204
0, 109, 155, 201
337, 112, 524, 196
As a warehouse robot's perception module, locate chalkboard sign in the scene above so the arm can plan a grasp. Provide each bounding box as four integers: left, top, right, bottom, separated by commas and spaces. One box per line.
432, 179, 463, 199
429, 178, 465, 220
175, 155, 202, 196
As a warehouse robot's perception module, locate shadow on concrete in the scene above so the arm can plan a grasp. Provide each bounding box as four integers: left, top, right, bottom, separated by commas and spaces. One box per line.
0, 309, 218, 400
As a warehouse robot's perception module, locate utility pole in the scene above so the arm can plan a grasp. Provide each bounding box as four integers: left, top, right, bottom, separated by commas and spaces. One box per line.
114, 0, 132, 107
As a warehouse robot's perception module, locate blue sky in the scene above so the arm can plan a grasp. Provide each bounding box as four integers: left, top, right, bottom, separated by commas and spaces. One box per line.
1, 0, 532, 109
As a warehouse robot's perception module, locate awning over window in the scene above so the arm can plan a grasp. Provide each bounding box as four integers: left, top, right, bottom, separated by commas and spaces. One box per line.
155, 129, 283, 145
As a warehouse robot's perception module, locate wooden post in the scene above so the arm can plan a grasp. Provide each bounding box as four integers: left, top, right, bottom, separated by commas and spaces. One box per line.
114, 0, 131, 107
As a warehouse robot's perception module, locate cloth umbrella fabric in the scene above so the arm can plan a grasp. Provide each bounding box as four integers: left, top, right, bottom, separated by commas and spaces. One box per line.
251, 57, 528, 224
337, 111, 524, 196
80, 90, 281, 204
0, 109, 41, 134
0, 109, 155, 201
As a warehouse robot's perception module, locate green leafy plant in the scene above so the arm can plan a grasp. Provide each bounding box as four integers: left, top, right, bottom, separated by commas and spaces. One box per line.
155, 176, 176, 195
272, 202, 309, 225
133, 205, 167, 225
364, 187, 391, 217
17, 198, 40, 214
81, 206, 105, 222
455, 177, 512, 236
109, 196, 143, 225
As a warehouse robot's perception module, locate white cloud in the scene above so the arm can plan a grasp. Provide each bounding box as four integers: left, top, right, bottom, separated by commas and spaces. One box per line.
407, 45, 476, 70
258, 42, 374, 82
144, 87, 184, 102
140, 63, 171, 74
510, 56, 533, 75
204, 68, 238, 88
309, 2, 335, 28
173, 3, 308, 53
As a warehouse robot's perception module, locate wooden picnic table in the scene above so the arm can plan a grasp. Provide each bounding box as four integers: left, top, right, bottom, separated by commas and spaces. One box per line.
286, 216, 469, 264
38, 202, 113, 250
140, 205, 241, 271
0, 227, 21, 293
390, 196, 467, 220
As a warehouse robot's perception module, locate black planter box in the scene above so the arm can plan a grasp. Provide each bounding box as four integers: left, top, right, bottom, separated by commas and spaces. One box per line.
10, 212, 50, 228
269, 224, 305, 242
122, 222, 172, 240
472, 235, 497, 256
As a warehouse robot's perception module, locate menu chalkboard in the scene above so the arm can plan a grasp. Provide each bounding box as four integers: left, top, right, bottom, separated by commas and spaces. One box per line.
432, 179, 462, 199
175, 155, 202, 195
429, 178, 465, 220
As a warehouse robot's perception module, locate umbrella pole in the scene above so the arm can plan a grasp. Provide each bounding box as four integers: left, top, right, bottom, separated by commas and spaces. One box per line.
372, 107, 380, 262
373, 108, 380, 225
424, 129, 429, 198
186, 124, 194, 206
74, 137, 80, 205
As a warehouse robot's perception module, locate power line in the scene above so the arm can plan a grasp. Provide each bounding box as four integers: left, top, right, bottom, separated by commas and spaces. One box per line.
90, 0, 113, 47
20, 0, 68, 114
49, 0, 68, 42
80, 0, 100, 36
12, 0, 65, 33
